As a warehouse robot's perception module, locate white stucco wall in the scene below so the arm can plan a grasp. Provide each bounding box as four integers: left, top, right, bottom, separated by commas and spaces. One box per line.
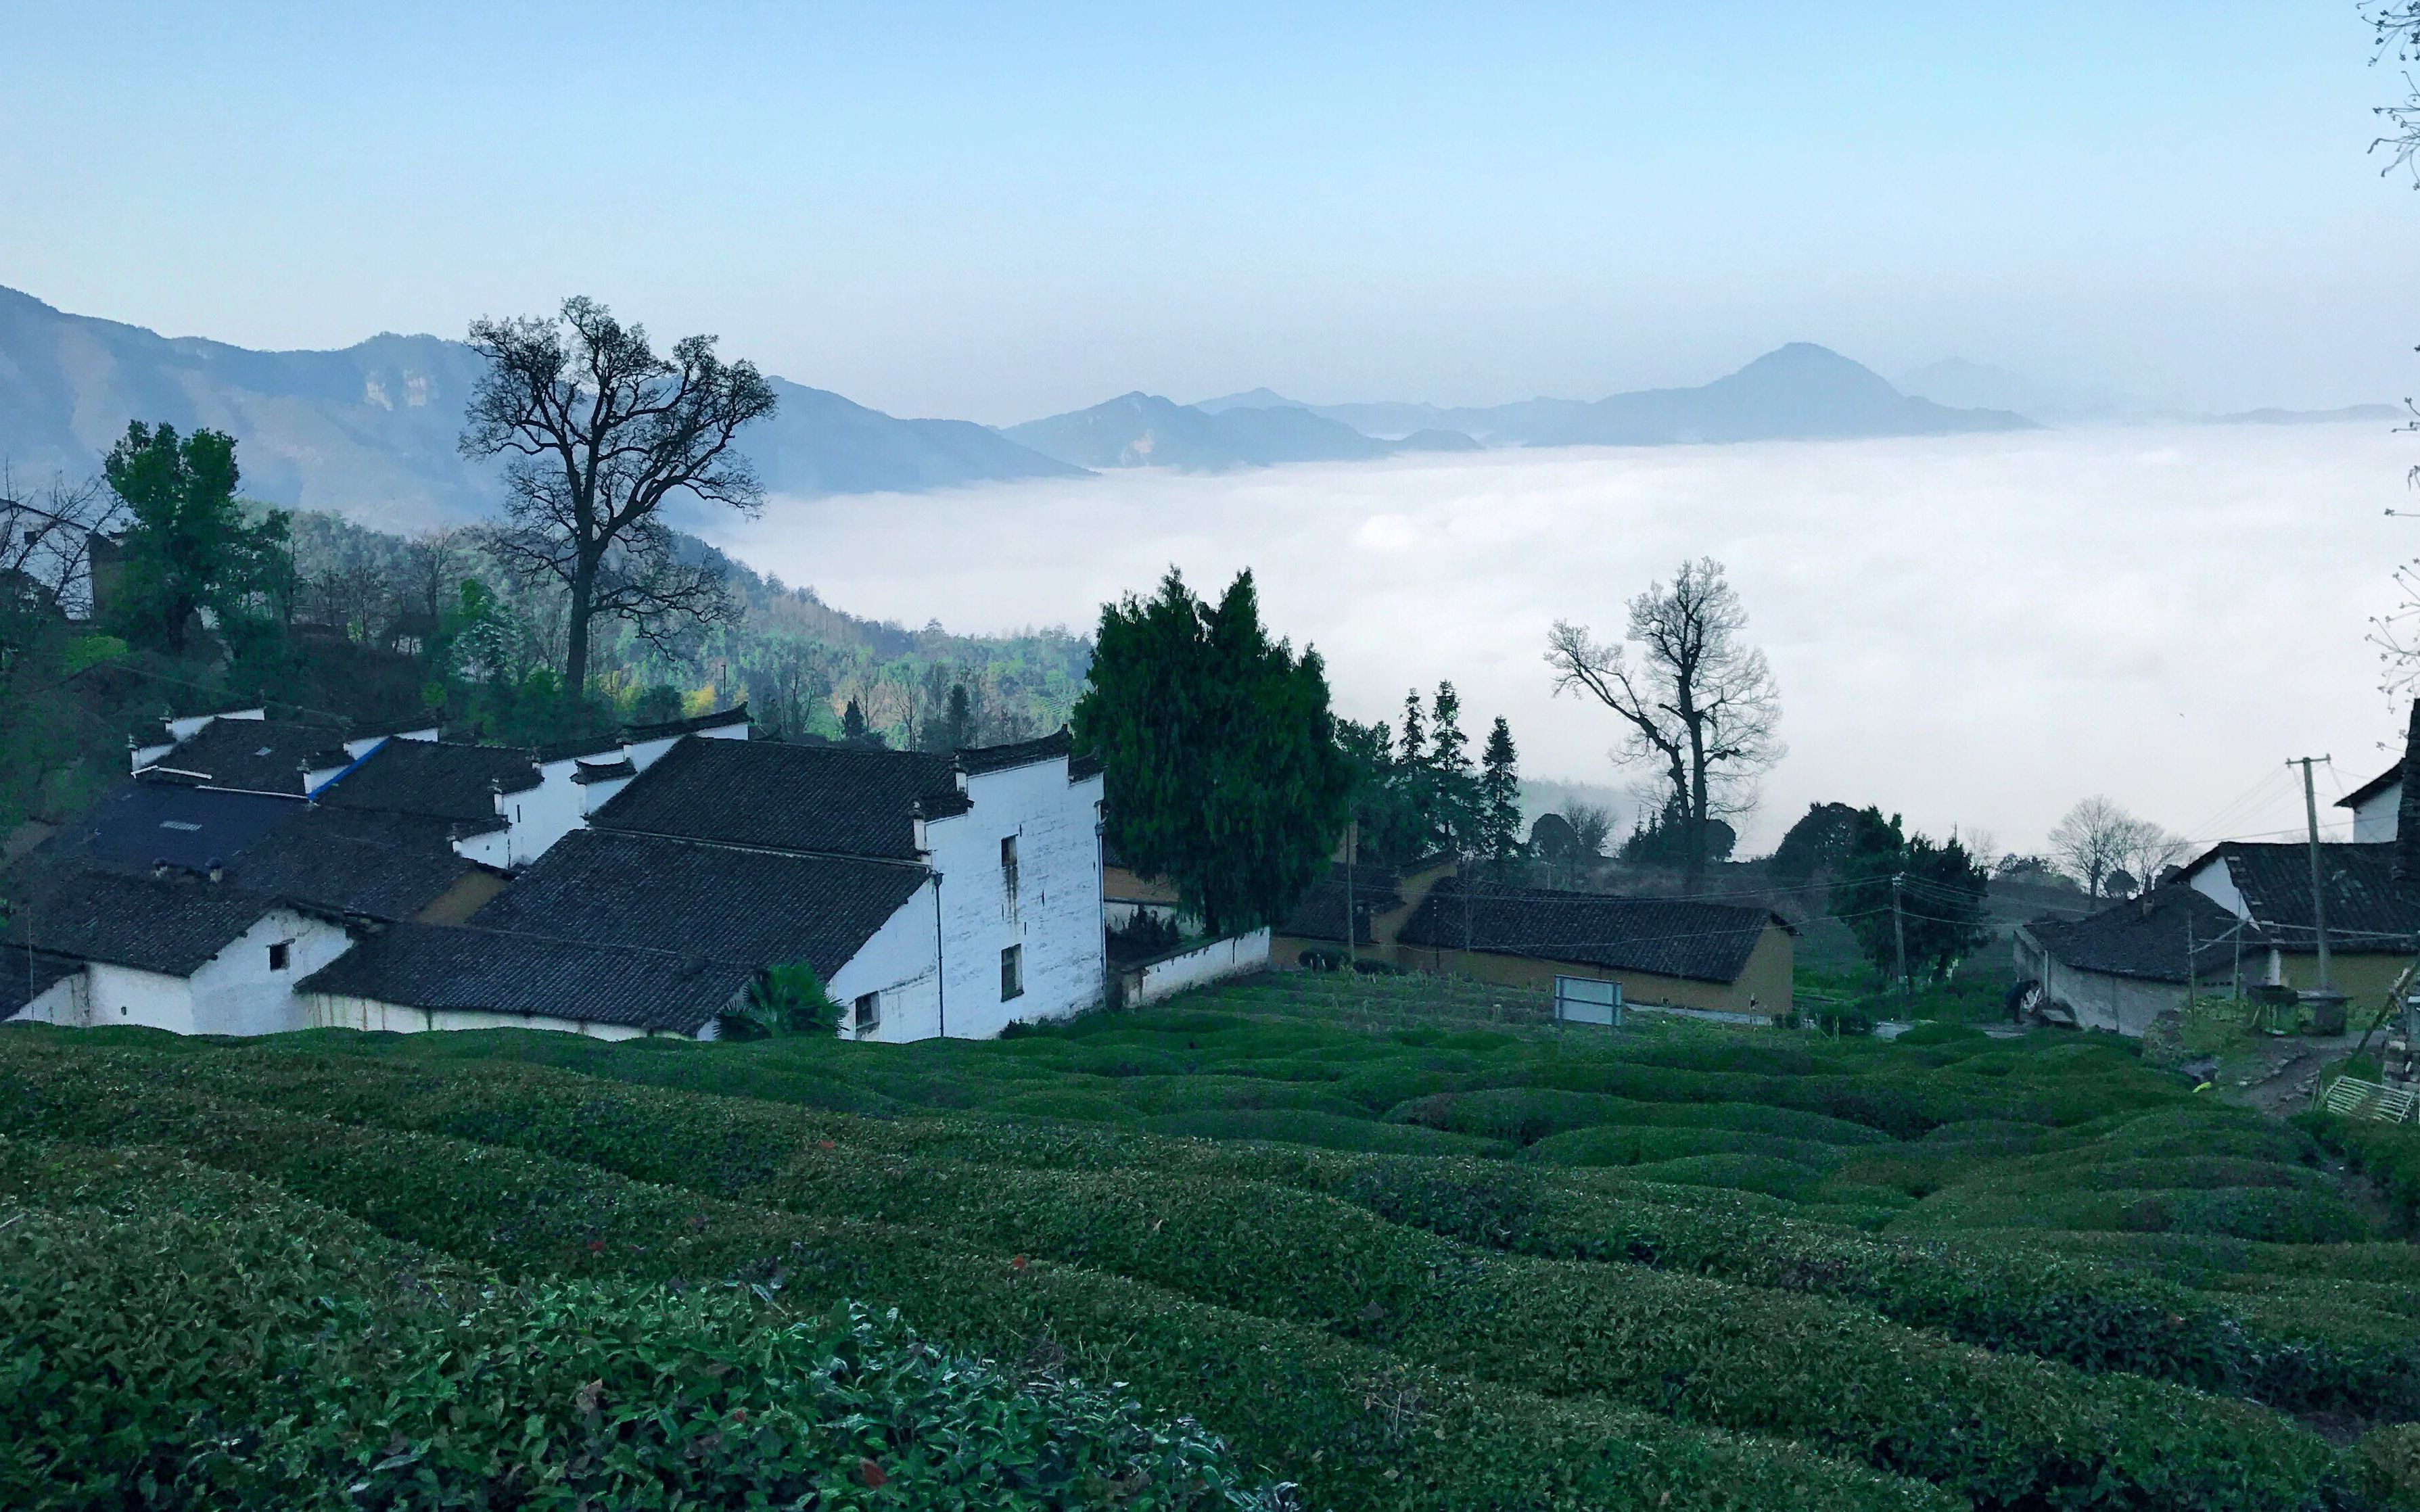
73, 907, 345, 1035
923, 759, 1105, 1039
453, 826, 512, 869
825, 877, 946, 1043
2185, 854, 2250, 921
504, 761, 587, 867
11, 968, 90, 1026
1120, 928, 1271, 1008
2354, 782, 2402, 844
303, 993, 681, 1040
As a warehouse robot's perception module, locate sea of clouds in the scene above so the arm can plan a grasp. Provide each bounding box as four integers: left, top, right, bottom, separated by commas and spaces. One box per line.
715, 422, 2411, 855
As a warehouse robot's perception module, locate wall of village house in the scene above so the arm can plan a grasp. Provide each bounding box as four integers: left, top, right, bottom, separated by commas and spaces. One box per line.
11, 970, 90, 1027
2035, 957, 2185, 1038
2354, 783, 2402, 844
826, 878, 946, 1043
1118, 928, 1269, 1008
1390, 924, 1794, 1016
301, 993, 687, 1040
69, 907, 347, 1036
503, 761, 586, 867
927, 761, 1105, 1039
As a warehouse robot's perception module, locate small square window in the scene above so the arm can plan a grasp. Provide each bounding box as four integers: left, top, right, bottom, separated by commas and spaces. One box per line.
852, 992, 880, 1032
1000, 945, 1023, 1001
268, 941, 292, 972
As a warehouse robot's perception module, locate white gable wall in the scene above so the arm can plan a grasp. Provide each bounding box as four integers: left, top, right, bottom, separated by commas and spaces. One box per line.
825, 876, 946, 1043
925, 759, 1105, 1039
2354, 780, 2402, 843
503, 762, 586, 867
72, 907, 350, 1035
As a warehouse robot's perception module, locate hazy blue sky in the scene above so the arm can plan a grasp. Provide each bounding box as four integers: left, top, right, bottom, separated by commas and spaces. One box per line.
5, 3, 2413, 421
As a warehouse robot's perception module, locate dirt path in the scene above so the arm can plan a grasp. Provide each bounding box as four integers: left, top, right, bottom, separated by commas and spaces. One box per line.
2204, 1030, 2363, 1118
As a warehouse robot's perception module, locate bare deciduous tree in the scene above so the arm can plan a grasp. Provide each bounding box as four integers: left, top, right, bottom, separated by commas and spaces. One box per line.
2047, 796, 2183, 899
1546, 557, 1782, 889
461, 297, 776, 696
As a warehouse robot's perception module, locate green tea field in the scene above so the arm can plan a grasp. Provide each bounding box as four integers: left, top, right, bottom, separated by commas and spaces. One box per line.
10, 971, 2420, 1509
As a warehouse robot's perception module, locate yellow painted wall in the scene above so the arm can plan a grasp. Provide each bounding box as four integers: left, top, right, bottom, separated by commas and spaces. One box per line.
1103, 864, 1182, 906
1390, 922, 1794, 1016
2273, 950, 2411, 1010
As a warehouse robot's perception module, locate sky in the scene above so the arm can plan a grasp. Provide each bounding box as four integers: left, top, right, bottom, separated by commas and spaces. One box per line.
5, 3, 2417, 423
718, 421, 2412, 857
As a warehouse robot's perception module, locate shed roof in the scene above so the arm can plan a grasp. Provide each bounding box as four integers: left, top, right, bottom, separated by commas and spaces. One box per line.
592, 736, 960, 860
317, 739, 541, 824
2204, 842, 2420, 951
0, 947, 82, 1017
0, 862, 288, 976
2342, 762, 2404, 811
139, 716, 343, 794
1280, 861, 1408, 945
470, 828, 927, 978
2022, 886, 2250, 985
1396, 878, 1784, 985
300, 921, 747, 1035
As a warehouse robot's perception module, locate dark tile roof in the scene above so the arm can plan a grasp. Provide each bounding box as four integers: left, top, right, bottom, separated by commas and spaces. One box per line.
298, 921, 749, 1035
956, 729, 1073, 776
470, 828, 927, 979
592, 736, 959, 860
2023, 886, 2250, 984
0, 862, 285, 976
1280, 862, 1407, 945
224, 808, 482, 921
141, 717, 344, 794
1396, 878, 1782, 985
536, 733, 626, 763
2208, 842, 2420, 950
70, 782, 302, 872
2342, 762, 2404, 810
623, 704, 751, 742
572, 757, 635, 784
316, 740, 540, 824
0, 947, 82, 1017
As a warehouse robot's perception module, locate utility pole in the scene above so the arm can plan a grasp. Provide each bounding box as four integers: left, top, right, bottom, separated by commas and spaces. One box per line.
2294, 757, 2333, 993
1891, 872, 1909, 997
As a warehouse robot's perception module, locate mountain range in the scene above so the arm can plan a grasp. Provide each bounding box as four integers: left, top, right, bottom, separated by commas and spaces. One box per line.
5, 284, 2386, 530
0, 285, 1078, 527
1166, 344, 2034, 450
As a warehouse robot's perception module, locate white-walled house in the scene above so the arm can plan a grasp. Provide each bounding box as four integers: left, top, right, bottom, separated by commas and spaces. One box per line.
7, 704, 1106, 1044
352, 730, 1111, 1043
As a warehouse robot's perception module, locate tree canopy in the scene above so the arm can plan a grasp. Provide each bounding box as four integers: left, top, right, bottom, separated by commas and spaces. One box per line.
1769, 801, 1864, 887
1073, 568, 1350, 935
461, 297, 776, 695
101, 422, 291, 657
1827, 808, 1991, 986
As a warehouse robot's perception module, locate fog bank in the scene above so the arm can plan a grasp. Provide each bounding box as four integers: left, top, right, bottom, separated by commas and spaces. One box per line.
714, 423, 2409, 855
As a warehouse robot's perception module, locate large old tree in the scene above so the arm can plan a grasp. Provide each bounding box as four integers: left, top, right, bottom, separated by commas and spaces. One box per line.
461, 298, 776, 696
1546, 557, 1781, 891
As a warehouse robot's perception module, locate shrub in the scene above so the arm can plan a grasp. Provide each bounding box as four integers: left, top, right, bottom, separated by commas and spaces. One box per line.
1524, 1125, 1851, 1171
0, 1148, 1281, 1511
21, 1048, 2348, 1512
0, 1055, 1957, 1512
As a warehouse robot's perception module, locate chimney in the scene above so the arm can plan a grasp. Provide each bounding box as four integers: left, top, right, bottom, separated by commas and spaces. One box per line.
206, 857, 225, 884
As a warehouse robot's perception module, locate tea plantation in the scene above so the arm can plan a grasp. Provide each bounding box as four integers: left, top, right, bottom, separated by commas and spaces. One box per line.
10, 970, 2420, 1509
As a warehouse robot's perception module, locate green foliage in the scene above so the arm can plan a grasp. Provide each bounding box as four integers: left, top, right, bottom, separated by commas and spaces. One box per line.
1075, 569, 1350, 932
1478, 715, 1521, 863
1771, 800, 1864, 886
1828, 807, 1992, 983
0, 1053, 1955, 1512
723, 962, 843, 1039
101, 422, 293, 657
0, 1142, 1274, 1511
1619, 794, 1736, 866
